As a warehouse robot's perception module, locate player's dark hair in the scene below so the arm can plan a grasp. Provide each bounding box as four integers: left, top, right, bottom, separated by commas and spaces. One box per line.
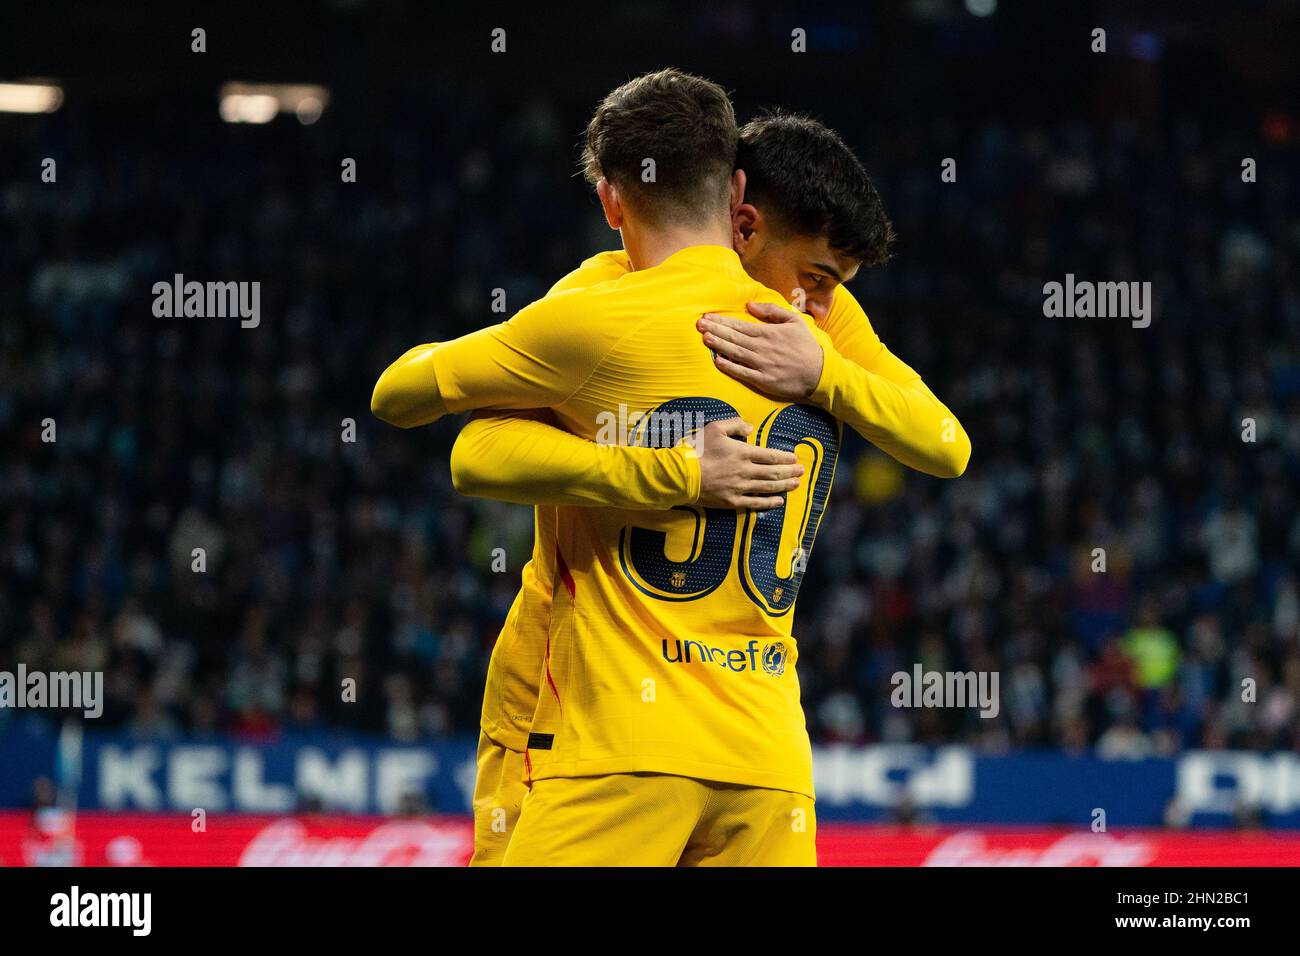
582, 68, 737, 225
738, 111, 895, 266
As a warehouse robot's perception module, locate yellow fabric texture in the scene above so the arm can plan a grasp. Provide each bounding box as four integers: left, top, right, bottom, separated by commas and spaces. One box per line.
470, 729, 529, 867
501, 771, 816, 867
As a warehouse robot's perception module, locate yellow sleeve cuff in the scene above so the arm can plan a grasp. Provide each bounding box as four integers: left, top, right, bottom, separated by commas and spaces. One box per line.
809, 340, 845, 409
668, 444, 703, 505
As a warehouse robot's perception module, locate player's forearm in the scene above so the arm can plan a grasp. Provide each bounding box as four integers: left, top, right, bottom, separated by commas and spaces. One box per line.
450, 411, 700, 508
811, 348, 971, 478
371, 343, 452, 428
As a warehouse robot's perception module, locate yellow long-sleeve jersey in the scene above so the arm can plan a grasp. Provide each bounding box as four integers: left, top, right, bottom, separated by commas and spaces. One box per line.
439, 250, 970, 760
390, 244, 971, 798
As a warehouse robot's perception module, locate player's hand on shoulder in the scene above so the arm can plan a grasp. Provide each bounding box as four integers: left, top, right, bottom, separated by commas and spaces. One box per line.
693, 417, 803, 511
697, 302, 825, 401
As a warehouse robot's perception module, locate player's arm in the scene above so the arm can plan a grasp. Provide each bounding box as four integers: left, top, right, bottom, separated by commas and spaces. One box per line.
371, 293, 596, 428
698, 290, 971, 478
451, 409, 804, 510
452, 408, 698, 508
807, 289, 971, 478
371, 252, 632, 430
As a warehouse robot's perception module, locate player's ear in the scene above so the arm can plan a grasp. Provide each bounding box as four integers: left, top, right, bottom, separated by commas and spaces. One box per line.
730, 168, 747, 212
596, 179, 623, 230
732, 202, 760, 252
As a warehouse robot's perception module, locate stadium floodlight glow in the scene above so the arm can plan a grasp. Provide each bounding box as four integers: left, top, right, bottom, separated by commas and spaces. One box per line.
0, 81, 64, 114
220, 93, 278, 124
219, 82, 330, 124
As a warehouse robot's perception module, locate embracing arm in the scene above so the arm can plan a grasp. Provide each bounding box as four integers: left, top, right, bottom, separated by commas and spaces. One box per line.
811, 311, 971, 478
372, 253, 633, 430
371, 291, 599, 429
699, 289, 971, 478
452, 409, 803, 511
451, 409, 700, 508
373, 331, 701, 509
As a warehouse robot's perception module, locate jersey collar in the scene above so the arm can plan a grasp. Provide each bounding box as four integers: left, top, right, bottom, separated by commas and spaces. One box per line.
654, 244, 747, 279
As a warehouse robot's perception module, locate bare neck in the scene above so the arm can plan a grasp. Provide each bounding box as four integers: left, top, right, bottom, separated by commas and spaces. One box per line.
621, 216, 733, 271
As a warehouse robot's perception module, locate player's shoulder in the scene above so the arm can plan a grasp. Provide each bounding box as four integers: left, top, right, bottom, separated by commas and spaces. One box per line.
826, 283, 873, 328
746, 279, 790, 308
512, 272, 641, 355
575, 249, 633, 284
546, 249, 632, 296
583, 248, 632, 271
730, 277, 806, 326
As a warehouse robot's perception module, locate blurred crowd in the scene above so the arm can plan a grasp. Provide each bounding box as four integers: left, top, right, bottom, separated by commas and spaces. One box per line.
1, 87, 1298, 756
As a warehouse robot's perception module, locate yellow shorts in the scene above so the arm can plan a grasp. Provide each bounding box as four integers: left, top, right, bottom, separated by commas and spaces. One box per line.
469, 730, 529, 867
501, 771, 816, 867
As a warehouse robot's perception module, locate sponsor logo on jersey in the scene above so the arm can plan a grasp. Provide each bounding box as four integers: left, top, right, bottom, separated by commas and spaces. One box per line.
661, 638, 786, 676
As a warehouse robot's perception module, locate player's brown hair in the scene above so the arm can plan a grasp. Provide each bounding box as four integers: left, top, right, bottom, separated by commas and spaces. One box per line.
581, 68, 737, 225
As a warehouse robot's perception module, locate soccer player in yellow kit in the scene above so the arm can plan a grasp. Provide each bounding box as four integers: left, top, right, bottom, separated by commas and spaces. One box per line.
373, 74, 970, 865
